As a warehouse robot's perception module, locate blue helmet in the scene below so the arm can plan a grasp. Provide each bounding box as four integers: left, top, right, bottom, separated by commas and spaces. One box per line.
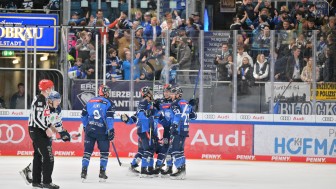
48, 91, 61, 101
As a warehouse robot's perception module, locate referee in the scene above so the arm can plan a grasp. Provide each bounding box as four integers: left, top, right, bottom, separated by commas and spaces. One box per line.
28, 79, 59, 189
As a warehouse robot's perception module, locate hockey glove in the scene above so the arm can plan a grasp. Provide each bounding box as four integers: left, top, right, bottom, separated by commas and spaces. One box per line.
59, 130, 71, 142
170, 124, 178, 136
108, 129, 115, 141
189, 98, 196, 106
153, 99, 161, 110
130, 115, 137, 122
121, 114, 129, 123
189, 112, 197, 120
145, 108, 155, 117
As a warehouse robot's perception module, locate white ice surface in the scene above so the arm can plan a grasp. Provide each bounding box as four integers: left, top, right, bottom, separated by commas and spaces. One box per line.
1, 156, 335, 189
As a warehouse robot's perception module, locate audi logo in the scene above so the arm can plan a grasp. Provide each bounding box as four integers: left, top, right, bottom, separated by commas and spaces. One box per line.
204, 114, 216, 119
0, 111, 9, 115
322, 117, 334, 121
0, 124, 25, 144
240, 115, 251, 120
69, 112, 81, 117
280, 116, 291, 121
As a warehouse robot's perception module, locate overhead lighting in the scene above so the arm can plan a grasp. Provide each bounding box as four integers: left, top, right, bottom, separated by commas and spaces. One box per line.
12, 59, 19, 64
40, 55, 48, 61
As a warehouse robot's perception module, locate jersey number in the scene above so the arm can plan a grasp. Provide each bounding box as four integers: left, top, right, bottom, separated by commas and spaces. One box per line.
93, 110, 101, 119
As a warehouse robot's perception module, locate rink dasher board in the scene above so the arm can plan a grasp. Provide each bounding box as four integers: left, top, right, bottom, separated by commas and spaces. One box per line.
0, 110, 335, 163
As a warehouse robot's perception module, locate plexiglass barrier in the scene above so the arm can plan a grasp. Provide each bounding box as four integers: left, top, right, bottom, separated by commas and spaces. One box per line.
0, 24, 335, 115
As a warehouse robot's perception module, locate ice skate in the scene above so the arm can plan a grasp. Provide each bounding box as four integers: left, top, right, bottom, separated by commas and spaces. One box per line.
19, 164, 32, 185
32, 183, 43, 189
150, 167, 160, 177
170, 164, 186, 180
99, 167, 108, 182
81, 167, 87, 182
42, 183, 60, 189
160, 166, 173, 178
128, 164, 140, 176
139, 167, 153, 178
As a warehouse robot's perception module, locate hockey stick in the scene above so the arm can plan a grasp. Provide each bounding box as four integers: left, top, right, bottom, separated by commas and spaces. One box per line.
111, 141, 122, 166
99, 108, 129, 167
193, 68, 201, 99
111, 141, 129, 167
149, 65, 156, 146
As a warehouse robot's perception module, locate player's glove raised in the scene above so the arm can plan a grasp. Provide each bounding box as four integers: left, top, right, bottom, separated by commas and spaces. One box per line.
189, 98, 196, 106
59, 130, 71, 142
121, 114, 129, 123
108, 129, 115, 141
170, 124, 178, 136
189, 112, 197, 120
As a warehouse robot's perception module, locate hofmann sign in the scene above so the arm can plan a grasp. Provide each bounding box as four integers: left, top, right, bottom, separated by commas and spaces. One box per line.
0, 13, 58, 51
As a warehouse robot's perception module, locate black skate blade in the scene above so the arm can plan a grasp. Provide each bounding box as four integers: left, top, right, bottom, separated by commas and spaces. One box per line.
170, 172, 186, 180
19, 171, 31, 185
99, 178, 107, 182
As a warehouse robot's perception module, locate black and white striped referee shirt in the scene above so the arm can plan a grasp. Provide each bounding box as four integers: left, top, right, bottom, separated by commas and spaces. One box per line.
28, 94, 51, 130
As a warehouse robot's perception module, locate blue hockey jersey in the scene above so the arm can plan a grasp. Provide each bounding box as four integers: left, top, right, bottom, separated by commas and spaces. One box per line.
81, 96, 116, 135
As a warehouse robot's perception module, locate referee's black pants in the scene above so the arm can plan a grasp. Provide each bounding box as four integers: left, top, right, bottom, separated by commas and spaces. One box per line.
29, 127, 54, 185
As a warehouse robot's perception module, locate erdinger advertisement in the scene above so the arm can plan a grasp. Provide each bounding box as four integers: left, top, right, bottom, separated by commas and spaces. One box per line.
0, 120, 253, 159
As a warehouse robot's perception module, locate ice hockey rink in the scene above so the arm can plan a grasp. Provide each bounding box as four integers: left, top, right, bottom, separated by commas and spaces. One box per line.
0, 156, 335, 189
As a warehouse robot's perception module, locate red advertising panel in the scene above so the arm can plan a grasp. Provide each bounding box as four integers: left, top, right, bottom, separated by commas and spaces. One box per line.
0, 120, 253, 159
185, 123, 253, 159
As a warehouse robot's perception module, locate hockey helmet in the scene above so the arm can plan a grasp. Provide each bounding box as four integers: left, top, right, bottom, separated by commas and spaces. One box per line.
48, 91, 61, 101
163, 84, 172, 92
171, 86, 183, 98
38, 79, 54, 91
140, 86, 153, 98
99, 84, 111, 97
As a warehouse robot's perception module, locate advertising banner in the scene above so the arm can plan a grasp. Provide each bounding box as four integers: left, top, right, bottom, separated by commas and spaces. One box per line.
276, 101, 336, 115
71, 80, 164, 111
0, 13, 58, 51
265, 82, 310, 103
0, 119, 253, 159
314, 83, 336, 101
254, 125, 336, 158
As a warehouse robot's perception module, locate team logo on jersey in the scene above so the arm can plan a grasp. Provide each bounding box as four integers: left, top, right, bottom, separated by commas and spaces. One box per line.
43, 109, 50, 117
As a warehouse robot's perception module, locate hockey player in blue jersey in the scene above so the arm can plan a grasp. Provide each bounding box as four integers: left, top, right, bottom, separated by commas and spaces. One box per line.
169, 86, 196, 179
151, 84, 174, 177
20, 91, 70, 188
121, 112, 142, 175
80, 85, 116, 182
121, 86, 157, 177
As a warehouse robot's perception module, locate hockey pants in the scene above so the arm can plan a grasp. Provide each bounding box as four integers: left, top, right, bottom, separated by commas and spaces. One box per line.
170, 135, 186, 169
82, 133, 110, 171
131, 137, 144, 166
138, 132, 154, 168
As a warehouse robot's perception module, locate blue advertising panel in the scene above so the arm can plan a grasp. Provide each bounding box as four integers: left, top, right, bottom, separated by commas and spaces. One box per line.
0, 13, 58, 51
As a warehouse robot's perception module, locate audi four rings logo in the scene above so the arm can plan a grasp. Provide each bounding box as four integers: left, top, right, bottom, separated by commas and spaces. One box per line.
322, 117, 334, 121
280, 116, 291, 121
240, 115, 251, 120
204, 114, 216, 119
0, 124, 25, 144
